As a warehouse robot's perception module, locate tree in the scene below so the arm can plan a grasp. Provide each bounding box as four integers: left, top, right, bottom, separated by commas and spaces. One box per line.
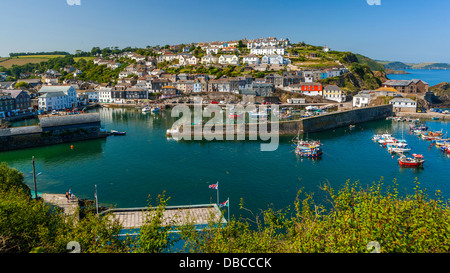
0, 162, 29, 196
14, 81, 29, 89
0, 162, 66, 253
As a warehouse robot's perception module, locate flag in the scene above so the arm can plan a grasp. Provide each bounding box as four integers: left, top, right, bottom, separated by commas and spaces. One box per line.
209, 182, 218, 190
220, 200, 229, 207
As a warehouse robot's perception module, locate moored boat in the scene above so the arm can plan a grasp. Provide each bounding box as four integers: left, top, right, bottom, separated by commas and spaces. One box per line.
398, 154, 424, 168
295, 146, 323, 157
110, 130, 126, 136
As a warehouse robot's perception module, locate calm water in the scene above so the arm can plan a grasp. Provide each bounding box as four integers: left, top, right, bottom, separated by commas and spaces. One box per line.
1, 107, 449, 218
387, 69, 450, 86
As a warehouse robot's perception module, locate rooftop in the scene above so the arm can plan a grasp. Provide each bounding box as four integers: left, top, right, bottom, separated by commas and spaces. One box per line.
100, 204, 226, 230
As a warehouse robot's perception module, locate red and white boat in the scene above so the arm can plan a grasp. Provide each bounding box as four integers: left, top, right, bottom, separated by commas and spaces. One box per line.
398, 154, 424, 168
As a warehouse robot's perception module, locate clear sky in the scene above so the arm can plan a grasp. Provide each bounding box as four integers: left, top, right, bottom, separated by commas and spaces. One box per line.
1, 0, 449, 63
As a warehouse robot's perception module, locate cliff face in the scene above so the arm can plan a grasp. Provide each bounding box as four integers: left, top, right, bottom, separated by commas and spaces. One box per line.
429, 82, 450, 106
333, 53, 384, 93
430, 82, 450, 100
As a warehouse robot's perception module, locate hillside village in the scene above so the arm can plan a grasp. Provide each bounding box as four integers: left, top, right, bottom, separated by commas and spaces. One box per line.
0, 37, 441, 118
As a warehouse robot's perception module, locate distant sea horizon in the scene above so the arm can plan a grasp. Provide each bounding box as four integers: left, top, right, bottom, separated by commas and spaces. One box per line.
386, 69, 450, 87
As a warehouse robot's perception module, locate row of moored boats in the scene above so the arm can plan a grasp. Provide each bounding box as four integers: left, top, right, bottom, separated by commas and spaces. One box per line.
372, 121, 449, 167
372, 133, 424, 167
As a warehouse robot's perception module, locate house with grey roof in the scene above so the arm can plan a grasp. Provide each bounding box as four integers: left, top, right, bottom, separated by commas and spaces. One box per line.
352, 91, 375, 108
323, 85, 346, 103
38, 85, 77, 111
382, 79, 429, 94
389, 97, 417, 113
2, 89, 31, 111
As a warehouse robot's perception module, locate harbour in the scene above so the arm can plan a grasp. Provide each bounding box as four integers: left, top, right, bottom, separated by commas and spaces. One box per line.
2, 107, 449, 220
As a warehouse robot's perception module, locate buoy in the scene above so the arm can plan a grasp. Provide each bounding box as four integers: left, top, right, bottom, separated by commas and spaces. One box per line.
392, 155, 394, 159
71, 145, 74, 150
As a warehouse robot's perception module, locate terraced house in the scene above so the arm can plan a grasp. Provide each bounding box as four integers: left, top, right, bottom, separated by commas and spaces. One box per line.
2, 89, 31, 111
218, 55, 239, 65
0, 92, 15, 118
208, 76, 239, 93
322, 85, 346, 103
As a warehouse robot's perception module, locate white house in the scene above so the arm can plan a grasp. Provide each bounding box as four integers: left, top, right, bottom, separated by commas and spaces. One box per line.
38, 92, 68, 111
352, 91, 374, 108
205, 47, 219, 55
99, 87, 112, 103
242, 54, 260, 65
157, 53, 178, 63
218, 55, 239, 65
250, 46, 285, 56
84, 89, 99, 102
38, 85, 77, 111
389, 97, 417, 113
261, 55, 287, 65
201, 54, 219, 65
178, 54, 198, 66
247, 37, 290, 49
119, 71, 131, 79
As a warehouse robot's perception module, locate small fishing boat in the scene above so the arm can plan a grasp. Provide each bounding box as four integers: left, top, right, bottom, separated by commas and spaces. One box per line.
295, 146, 323, 157
378, 136, 398, 145
110, 130, 126, 136
434, 139, 450, 147
420, 130, 443, 140
142, 106, 151, 113
294, 139, 322, 147
372, 133, 392, 142
410, 123, 428, 131
398, 154, 424, 168
151, 107, 160, 113
387, 144, 411, 154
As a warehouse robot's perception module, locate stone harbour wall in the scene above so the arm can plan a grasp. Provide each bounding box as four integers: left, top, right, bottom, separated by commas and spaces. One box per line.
0, 113, 106, 152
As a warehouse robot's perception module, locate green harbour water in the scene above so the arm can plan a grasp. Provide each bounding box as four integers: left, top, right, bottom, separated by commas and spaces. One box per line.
1, 107, 449, 218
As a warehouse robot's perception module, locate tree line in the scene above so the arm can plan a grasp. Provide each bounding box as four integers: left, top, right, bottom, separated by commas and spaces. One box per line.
9, 51, 70, 57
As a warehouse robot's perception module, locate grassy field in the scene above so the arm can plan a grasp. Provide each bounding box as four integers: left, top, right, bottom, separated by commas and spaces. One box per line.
16, 54, 66, 59
0, 54, 69, 68
0, 55, 97, 68
0, 57, 49, 68
74, 56, 95, 62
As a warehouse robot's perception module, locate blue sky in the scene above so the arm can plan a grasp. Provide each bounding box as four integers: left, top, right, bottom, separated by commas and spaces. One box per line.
1, 0, 449, 63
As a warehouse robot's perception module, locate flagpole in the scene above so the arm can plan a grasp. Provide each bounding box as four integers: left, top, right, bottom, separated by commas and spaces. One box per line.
227, 198, 230, 222
95, 184, 98, 214
217, 181, 219, 205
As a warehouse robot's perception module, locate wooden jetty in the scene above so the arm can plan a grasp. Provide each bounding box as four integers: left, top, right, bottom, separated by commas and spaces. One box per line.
100, 204, 226, 232
41, 193, 79, 220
